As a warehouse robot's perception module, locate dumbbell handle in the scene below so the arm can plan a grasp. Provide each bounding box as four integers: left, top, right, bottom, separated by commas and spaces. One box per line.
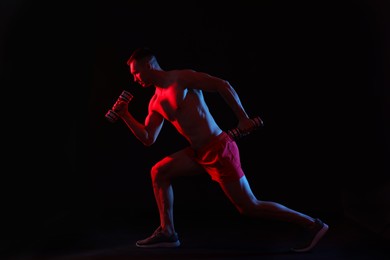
227, 116, 263, 140
105, 90, 133, 123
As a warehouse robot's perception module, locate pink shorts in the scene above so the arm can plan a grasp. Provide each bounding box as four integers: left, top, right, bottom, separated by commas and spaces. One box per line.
187, 131, 245, 184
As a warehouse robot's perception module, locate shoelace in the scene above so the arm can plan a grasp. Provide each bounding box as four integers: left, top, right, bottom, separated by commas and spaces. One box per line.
152, 226, 163, 237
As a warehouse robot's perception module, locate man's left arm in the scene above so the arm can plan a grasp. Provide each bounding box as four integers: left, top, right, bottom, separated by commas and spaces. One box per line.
180, 70, 258, 132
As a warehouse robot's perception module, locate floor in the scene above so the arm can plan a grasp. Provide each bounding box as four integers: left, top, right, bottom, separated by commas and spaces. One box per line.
1, 210, 388, 260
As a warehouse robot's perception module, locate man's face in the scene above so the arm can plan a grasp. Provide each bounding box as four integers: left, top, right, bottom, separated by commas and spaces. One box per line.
130, 61, 150, 87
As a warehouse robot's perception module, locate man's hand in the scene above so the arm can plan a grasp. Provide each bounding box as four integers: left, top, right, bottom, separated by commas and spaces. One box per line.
105, 90, 133, 123
112, 99, 129, 117
237, 116, 263, 135
228, 116, 263, 140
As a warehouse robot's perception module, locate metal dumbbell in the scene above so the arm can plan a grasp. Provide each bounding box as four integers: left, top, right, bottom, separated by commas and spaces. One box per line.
105, 90, 133, 123
227, 116, 263, 140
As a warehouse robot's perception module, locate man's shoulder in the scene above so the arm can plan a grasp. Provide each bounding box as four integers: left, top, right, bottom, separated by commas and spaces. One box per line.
166, 69, 196, 86
168, 69, 196, 75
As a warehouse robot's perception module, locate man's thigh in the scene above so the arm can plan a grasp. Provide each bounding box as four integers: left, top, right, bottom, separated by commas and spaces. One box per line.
154, 148, 205, 179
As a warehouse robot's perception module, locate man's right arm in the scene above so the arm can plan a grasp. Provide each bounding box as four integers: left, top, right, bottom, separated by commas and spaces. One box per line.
113, 99, 164, 146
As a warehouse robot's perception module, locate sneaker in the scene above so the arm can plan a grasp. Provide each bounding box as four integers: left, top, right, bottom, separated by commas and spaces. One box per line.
136, 226, 181, 248
291, 218, 329, 252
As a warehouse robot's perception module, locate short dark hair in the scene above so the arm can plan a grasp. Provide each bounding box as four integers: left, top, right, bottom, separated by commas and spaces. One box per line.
127, 47, 154, 65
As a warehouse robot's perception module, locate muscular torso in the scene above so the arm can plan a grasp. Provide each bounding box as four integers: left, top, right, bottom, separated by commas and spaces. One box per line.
150, 81, 222, 150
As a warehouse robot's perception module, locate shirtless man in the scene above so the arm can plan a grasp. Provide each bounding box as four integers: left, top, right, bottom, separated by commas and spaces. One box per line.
111, 47, 328, 252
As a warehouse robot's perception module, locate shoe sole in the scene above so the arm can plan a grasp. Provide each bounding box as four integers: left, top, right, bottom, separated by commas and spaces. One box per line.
291, 223, 329, 252
136, 240, 181, 248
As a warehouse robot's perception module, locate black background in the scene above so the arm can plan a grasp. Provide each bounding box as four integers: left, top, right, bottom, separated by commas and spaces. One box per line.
1, 0, 389, 247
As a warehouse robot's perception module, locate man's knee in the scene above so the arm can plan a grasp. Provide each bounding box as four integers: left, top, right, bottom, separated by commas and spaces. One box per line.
236, 205, 251, 215
151, 163, 169, 183
234, 201, 258, 216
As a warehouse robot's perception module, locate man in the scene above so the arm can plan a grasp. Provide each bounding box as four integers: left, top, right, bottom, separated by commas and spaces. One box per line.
111, 47, 328, 252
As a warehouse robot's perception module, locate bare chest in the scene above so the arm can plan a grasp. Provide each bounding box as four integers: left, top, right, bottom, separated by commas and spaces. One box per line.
154, 87, 189, 121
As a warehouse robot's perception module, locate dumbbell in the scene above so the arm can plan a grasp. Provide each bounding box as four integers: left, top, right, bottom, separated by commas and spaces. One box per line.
227, 116, 263, 140
105, 90, 133, 123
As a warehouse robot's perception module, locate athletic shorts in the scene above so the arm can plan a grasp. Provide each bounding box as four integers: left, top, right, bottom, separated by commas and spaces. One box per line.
186, 131, 245, 184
